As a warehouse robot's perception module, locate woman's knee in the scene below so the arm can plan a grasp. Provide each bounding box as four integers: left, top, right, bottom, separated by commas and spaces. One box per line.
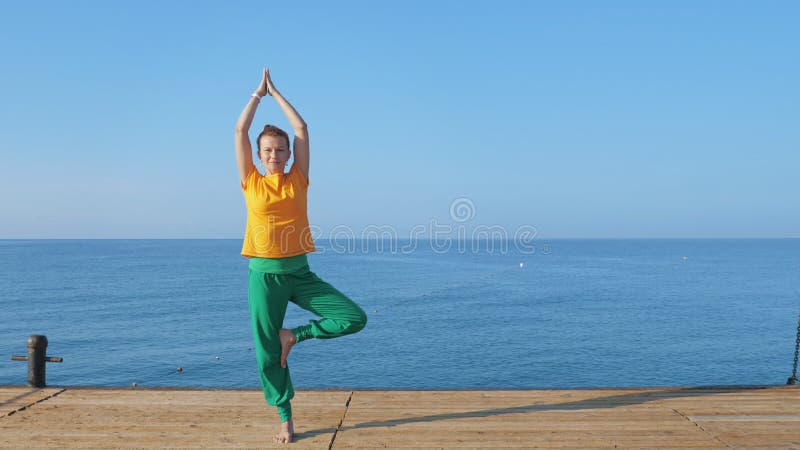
345, 308, 367, 334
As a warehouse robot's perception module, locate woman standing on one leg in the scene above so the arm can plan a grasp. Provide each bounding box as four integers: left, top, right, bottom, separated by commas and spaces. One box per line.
235, 67, 368, 444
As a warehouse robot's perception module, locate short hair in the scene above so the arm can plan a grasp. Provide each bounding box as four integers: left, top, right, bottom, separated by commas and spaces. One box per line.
256, 124, 291, 155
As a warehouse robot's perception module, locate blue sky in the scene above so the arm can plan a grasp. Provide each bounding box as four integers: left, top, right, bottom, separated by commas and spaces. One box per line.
1, 1, 797, 238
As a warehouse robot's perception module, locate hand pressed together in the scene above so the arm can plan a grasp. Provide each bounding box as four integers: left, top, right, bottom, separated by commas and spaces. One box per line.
255, 67, 278, 97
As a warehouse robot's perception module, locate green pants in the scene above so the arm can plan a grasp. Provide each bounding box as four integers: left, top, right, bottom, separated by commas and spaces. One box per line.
247, 253, 367, 422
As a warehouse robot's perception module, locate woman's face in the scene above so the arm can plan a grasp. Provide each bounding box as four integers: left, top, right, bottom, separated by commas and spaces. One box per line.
259, 135, 291, 174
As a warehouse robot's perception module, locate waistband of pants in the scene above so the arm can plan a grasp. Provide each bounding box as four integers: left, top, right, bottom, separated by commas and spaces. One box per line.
248, 253, 309, 274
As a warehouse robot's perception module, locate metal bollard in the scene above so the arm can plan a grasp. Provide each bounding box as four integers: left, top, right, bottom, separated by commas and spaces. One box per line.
10, 335, 63, 387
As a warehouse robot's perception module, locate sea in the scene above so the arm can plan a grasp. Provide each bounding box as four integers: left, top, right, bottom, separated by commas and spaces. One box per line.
0, 238, 798, 389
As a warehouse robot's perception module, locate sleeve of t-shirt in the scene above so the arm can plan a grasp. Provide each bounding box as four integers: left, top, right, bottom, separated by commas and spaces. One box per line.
290, 164, 309, 187
240, 165, 258, 191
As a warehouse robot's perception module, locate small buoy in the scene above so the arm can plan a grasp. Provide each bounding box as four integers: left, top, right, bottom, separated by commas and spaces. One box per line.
519, 262, 525, 268
176, 367, 183, 373
131, 382, 137, 388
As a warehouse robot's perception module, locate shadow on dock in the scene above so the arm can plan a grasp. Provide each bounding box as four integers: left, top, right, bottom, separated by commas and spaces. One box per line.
304, 385, 774, 436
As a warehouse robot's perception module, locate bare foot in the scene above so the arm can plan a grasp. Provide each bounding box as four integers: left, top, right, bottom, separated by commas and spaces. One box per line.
279, 328, 297, 369
273, 418, 294, 443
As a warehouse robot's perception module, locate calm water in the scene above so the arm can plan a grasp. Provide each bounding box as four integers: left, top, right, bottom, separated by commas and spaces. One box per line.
0, 239, 798, 389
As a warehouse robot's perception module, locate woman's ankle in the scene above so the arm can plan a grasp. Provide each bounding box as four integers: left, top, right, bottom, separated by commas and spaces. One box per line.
291, 325, 312, 343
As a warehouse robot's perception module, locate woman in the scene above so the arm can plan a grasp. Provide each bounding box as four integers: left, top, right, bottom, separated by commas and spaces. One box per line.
235, 67, 368, 444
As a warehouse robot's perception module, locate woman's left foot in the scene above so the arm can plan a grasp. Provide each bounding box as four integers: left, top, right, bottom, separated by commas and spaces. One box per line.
273, 418, 294, 443
279, 328, 297, 368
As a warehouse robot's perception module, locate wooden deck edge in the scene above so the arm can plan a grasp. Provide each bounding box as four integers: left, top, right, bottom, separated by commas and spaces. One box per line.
2, 383, 796, 391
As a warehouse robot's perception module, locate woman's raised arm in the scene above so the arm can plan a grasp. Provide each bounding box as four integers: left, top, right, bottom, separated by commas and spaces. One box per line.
265, 69, 309, 182
234, 69, 269, 185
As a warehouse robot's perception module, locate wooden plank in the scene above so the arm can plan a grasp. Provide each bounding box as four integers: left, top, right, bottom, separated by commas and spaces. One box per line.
0, 386, 64, 418
0, 386, 798, 448
0, 388, 349, 449
690, 414, 800, 421
334, 391, 724, 449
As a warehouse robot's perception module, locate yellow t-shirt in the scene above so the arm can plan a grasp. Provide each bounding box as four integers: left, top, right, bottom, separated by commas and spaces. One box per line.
240, 163, 316, 258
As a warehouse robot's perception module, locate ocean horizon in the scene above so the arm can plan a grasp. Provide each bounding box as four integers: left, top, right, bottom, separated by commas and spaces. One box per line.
1, 238, 798, 389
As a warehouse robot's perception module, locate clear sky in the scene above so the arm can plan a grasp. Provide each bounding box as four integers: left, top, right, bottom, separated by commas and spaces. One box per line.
1, 1, 797, 239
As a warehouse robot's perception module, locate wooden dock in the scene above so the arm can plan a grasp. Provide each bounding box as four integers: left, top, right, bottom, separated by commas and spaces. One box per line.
1, 385, 798, 448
